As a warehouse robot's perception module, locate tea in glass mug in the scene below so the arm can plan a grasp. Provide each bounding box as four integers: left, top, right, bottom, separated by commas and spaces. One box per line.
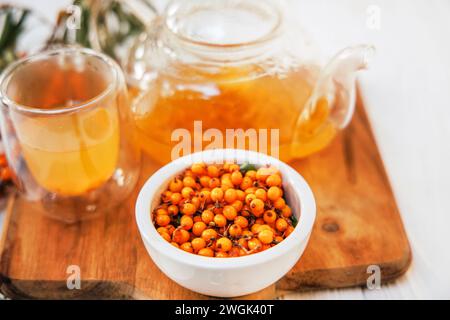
0, 48, 141, 222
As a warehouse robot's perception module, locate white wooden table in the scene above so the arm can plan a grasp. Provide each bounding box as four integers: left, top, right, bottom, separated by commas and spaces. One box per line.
1, 0, 450, 299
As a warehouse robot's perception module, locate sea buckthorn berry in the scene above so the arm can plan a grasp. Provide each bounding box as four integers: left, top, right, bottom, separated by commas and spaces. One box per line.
250, 198, 265, 216
182, 203, 196, 215
255, 188, 267, 201
213, 214, 227, 227
274, 236, 284, 244
167, 205, 179, 216
193, 216, 202, 223
258, 229, 274, 244
166, 225, 175, 235
181, 187, 194, 199
231, 171, 243, 185
169, 178, 183, 192
216, 237, 232, 252
209, 178, 220, 189
156, 208, 168, 216
171, 242, 179, 248
238, 238, 248, 249
257, 224, 273, 233
236, 189, 245, 201
229, 224, 242, 237
192, 221, 207, 236
199, 190, 211, 203
263, 210, 277, 224
199, 175, 211, 188
281, 206, 292, 218
229, 164, 240, 172
285, 226, 295, 237
160, 232, 171, 242
191, 163, 206, 175
256, 167, 271, 182
245, 170, 257, 180
170, 192, 182, 205
248, 238, 262, 251
183, 176, 196, 188
180, 215, 194, 230
245, 193, 256, 205
255, 218, 265, 225
191, 237, 206, 252
266, 174, 282, 187
215, 251, 228, 258
198, 248, 214, 257
251, 224, 261, 234
162, 191, 172, 202
234, 216, 249, 229
173, 229, 190, 244
245, 187, 257, 195
275, 218, 288, 232
231, 200, 243, 212
207, 165, 219, 178
267, 186, 282, 201
201, 210, 214, 224
157, 227, 168, 234
156, 215, 170, 227
240, 177, 253, 190
211, 187, 224, 202
201, 229, 218, 242
224, 188, 237, 204
191, 196, 201, 209
223, 205, 237, 220
180, 242, 194, 253
273, 197, 285, 209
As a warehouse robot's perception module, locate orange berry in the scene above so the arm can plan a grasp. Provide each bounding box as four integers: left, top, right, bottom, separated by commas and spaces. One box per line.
160, 232, 171, 242
171, 242, 179, 248
156, 215, 171, 227
173, 229, 190, 244
180, 215, 194, 230
229, 224, 242, 237
231, 171, 243, 185
281, 206, 292, 218
156, 208, 168, 216
170, 192, 182, 205
198, 248, 214, 257
181, 186, 195, 199
275, 218, 288, 232
255, 188, 267, 201
245, 187, 257, 195
180, 242, 194, 253
240, 177, 253, 190
245, 170, 257, 179
248, 238, 262, 251
266, 174, 282, 187
238, 238, 248, 249
229, 164, 240, 172
231, 200, 243, 212
169, 178, 183, 192
263, 210, 277, 224
215, 251, 228, 258
157, 227, 168, 234
216, 237, 232, 252
267, 186, 282, 201
182, 203, 196, 215
201, 210, 214, 224
258, 229, 274, 244
274, 236, 284, 243
209, 178, 220, 189
273, 197, 285, 209
191, 237, 206, 252
207, 165, 219, 178
285, 226, 295, 237
211, 187, 224, 202
167, 205, 179, 216
223, 205, 237, 220
161, 190, 172, 202
256, 167, 271, 182
199, 190, 211, 203
251, 224, 261, 234
250, 198, 265, 216
201, 229, 218, 242
183, 176, 196, 188
191, 163, 206, 175
166, 225, 175, 235
213, 214, 227, 227
199, 175, 211, 188
191, 196, 201, 209
236, 189, 245, 201
245, 193, 256, 205
234, 216, 249, 229
192, 221, 207, 236
224, 188, 237, 204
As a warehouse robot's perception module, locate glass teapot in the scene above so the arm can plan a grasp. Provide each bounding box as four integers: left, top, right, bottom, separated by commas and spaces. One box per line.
122, 0, 374, 163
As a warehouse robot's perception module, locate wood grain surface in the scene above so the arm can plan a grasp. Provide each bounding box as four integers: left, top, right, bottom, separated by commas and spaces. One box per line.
0, 93, 411, 299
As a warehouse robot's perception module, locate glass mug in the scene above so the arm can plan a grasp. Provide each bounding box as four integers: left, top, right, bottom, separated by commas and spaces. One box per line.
0, 48, 141, 223
123, 0, 374, 163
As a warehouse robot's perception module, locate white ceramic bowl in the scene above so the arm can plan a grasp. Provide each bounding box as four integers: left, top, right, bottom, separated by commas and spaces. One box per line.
135, 149, 316, 297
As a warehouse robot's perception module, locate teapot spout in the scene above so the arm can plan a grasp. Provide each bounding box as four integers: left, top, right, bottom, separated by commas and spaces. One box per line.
307, 44, 375, 129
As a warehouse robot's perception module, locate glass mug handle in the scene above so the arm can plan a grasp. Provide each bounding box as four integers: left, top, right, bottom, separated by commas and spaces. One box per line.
291, 44, 375, 158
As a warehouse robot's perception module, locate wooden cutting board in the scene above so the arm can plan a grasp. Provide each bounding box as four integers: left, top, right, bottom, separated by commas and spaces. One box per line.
0, 92, 411, 299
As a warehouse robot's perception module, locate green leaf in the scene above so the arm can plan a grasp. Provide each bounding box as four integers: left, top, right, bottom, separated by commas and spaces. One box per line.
240, 162, 256, 174
291, 215, 298, 227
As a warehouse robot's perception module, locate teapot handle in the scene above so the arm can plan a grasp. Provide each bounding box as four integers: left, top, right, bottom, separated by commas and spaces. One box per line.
305, 44, 375, 129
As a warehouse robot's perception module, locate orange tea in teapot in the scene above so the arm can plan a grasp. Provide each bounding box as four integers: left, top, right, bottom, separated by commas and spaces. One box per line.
126, 0, 371, 164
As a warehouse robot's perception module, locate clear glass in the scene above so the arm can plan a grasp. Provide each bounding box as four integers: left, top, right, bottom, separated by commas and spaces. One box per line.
125, 0, 373, 163
0, 47, 141, 223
